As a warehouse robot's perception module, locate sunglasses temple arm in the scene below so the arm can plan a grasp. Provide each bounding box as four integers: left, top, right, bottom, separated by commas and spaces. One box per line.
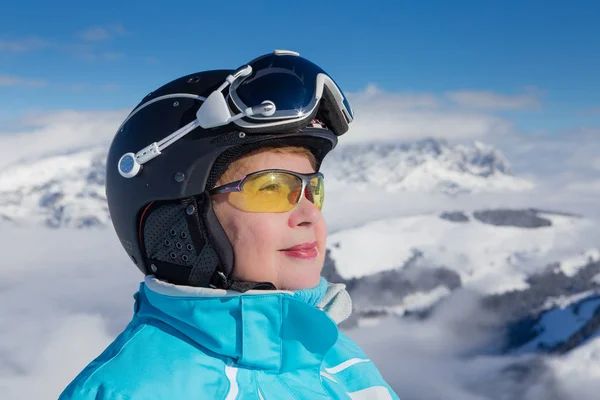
209, 180, 244, 194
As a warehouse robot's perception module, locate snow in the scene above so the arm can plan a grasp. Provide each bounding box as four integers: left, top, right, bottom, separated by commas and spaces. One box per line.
322, 138, 534, 194
328, 211, 596, 295
393, 285, 452, 316
0, 125, 599, 398
557, 249, 600, 277
0, 149, 99, 190
0, 146, 108, 227
543, 290, 599, 310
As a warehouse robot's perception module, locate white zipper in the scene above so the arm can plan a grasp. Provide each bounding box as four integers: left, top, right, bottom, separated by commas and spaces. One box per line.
224, 363, 239, 400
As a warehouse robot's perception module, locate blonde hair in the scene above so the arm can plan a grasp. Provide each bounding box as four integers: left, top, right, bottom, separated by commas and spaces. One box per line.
215, 146, 317, 186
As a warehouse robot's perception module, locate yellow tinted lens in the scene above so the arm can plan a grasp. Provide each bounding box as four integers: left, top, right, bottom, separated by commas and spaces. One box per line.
309, 175, 324, 210
228, 172, 301, 212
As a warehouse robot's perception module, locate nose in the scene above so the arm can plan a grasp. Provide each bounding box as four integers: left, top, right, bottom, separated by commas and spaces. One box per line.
288, 188, 322, 227
286, 183, 318, 208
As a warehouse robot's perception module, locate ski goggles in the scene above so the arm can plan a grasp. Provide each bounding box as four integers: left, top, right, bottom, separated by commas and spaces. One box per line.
209, 169, 324, 213
197, 49, 354, 134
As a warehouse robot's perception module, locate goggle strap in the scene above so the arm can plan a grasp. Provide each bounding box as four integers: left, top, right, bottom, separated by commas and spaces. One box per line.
318, 85, 349, 135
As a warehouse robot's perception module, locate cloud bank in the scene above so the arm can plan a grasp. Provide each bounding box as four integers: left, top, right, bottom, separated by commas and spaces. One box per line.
0, 83, 599, 398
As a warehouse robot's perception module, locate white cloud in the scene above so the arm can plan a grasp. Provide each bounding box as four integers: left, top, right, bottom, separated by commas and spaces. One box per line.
0, 227, 141, 399
3, 314, 115, 400
446, 89, 542, 111
99, 52, 125, 61
0, 74, 47, 87
564, 179, 600, 194
78, 27, 111, 42
77, 25, 129, 42
548, 338, 600, 399
100, 82, 120, 91
0, 109, 129, 169
0, 85, 516, 171
65, 82, 120, 92
73, 49, 126, 62
494, 127, 600, 178
580, 106, 600, 116
0, 30, 127, 61
353, 83, 440, 109
0, 37, 51, 52
344, 85, 515, 143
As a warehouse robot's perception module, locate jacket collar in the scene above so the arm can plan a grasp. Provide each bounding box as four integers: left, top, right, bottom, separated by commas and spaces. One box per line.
134, 276, 345, 372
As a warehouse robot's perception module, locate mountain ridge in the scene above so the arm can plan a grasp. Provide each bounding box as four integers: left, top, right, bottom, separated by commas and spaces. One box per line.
0, 138, 532, 228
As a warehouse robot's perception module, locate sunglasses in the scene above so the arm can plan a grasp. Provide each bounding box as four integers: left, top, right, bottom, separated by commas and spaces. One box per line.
208, 169, 324, 213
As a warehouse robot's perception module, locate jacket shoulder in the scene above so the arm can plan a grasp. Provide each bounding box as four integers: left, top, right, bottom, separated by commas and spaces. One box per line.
322, 331, 400, 399
59, 319, 231, 400
59, 320, 147, 399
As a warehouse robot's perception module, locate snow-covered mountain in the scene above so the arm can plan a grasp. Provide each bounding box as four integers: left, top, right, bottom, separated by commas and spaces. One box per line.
0, 138, 532, 228
327, 209, 597, 294
0, 146, 108, 228
322, 138, 533, 194
2, 135, 599, 399
4, 135, 598, 354
322, 208, 600, 354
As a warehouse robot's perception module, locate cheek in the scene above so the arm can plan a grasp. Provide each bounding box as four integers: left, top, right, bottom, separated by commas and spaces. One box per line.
227, 215, 284, 258
316, 218, 327, 250
229, 216, 287, 283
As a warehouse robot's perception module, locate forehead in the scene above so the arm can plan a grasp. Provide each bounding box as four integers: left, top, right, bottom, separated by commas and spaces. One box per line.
224, 150, 315, 182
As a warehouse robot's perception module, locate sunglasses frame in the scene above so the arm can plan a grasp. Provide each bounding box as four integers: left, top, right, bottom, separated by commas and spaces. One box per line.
208, 169, 324, 211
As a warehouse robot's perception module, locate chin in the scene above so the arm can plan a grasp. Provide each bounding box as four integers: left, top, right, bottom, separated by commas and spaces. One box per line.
280, 271, 322, 291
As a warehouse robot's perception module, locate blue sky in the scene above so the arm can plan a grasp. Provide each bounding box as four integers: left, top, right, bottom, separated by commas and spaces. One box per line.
1, 0, 599, 135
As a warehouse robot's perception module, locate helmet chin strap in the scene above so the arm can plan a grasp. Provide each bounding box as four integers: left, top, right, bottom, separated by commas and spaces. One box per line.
179, 191, 277, 292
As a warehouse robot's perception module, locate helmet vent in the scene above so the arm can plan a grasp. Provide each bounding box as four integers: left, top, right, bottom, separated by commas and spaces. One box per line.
142, 202, 221, 287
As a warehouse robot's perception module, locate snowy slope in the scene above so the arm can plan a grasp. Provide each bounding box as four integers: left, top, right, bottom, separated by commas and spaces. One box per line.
328, 209, 597, 295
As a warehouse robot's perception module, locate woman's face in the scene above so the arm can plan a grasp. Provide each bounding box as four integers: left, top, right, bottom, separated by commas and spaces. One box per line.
211, 150, 326, 290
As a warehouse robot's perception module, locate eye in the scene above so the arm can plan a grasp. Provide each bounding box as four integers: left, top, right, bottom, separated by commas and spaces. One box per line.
259, 183, 281, 192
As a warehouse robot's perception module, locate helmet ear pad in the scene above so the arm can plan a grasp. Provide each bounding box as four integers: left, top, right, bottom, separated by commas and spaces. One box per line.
140, 190, 234, 287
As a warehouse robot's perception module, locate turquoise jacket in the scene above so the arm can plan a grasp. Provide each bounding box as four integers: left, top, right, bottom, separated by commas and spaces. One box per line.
59, 277, 400, 399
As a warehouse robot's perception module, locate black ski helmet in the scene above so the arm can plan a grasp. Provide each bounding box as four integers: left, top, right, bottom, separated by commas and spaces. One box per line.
106, 50, 354, 291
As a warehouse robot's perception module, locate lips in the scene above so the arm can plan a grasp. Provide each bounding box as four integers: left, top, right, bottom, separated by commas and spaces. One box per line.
281, 241, 317, 251
280, 241, 318, 259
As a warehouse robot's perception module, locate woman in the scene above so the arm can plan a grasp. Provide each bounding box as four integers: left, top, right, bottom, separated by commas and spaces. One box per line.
59, 50, 400, 399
